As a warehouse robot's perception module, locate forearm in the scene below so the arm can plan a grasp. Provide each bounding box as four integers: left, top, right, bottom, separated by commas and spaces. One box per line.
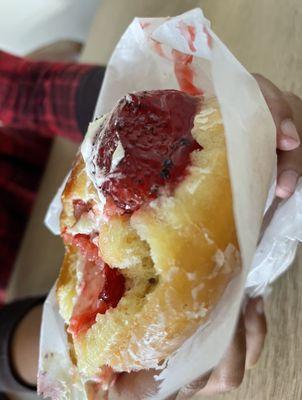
0, 51, 105, 141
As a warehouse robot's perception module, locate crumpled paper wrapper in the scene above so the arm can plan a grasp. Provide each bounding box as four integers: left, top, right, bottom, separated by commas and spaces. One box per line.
39, 8, 302, 400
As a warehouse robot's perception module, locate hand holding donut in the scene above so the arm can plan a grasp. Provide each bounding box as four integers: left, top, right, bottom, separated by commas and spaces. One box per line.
110, 75, 302, 400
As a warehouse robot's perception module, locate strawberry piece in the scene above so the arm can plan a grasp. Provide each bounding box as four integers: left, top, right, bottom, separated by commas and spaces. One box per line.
66, 234, 126, 336
99, 264, 125, 308
95, 90, 202, 215
64, 232, 99, 262
68, 258, 106, 336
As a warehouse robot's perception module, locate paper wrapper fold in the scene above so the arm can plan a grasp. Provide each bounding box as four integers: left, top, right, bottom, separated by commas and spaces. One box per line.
39, 8, 302, 400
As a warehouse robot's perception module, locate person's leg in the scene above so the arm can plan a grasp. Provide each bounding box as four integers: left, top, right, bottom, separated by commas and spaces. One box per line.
11, 305, 43, 387
0, 298, 44, 393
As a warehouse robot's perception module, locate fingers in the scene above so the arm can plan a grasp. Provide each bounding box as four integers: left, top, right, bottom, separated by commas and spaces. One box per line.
197, 314, 246, 396
244, 297, 267, 369
276, 148, 302, 198
279, 119, 300, 150
276, 92, 302, 198
177, 299, 267, 399
253, 73, 300, 150
111, 300, 267, 400
254, 74, 302, 198
114, 315, 246, 400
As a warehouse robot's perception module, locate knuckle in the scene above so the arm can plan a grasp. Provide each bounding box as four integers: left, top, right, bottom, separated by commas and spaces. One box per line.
269, 95, 290, 112
260, 92, 290, 123
177, 376, 209, 399
218, 374, 244, 393
185, 378, 206, 391
185, 383, 201, 392
252, 72, 264, 81
176, 386, 196, 400
284, 91, 301, 103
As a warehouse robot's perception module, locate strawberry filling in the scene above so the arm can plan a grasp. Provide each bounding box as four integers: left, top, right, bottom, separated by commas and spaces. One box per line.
73, 199, 93, 221
94, 90, 202, 215
64, 233, 125, 336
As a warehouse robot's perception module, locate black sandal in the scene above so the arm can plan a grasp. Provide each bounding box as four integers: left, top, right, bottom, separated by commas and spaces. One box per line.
0, 296, 45, 394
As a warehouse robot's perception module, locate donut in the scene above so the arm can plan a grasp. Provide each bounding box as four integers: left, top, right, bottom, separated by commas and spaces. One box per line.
56, 90, 240, 388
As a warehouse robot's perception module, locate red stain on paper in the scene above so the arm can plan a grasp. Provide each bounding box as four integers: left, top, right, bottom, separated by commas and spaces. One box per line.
172, 50, 203, 96
151, 39, 165, 58
203, 26, 212, 48
178, 21, 197, 52
140, 21, 151, 29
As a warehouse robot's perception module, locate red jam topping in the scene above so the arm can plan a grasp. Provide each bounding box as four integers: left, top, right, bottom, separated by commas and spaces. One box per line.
96, 90, 202, 215
64, 234, 125, 336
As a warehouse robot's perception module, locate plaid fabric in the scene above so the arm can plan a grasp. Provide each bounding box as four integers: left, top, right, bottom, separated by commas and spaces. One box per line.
0, 51, 93, 141
0, 127, 52, 297
0, 51, 98, 304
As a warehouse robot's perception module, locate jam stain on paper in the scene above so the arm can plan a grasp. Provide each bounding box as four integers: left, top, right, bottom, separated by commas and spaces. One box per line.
178, 21, 197, 52
172, 50, 203, 96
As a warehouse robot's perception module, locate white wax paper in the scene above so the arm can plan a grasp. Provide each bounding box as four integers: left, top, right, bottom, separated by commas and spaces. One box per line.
38, 288, 87, 400
44, 173, 70, 235
246, 178, 302, 297
39, 8, 302, 400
